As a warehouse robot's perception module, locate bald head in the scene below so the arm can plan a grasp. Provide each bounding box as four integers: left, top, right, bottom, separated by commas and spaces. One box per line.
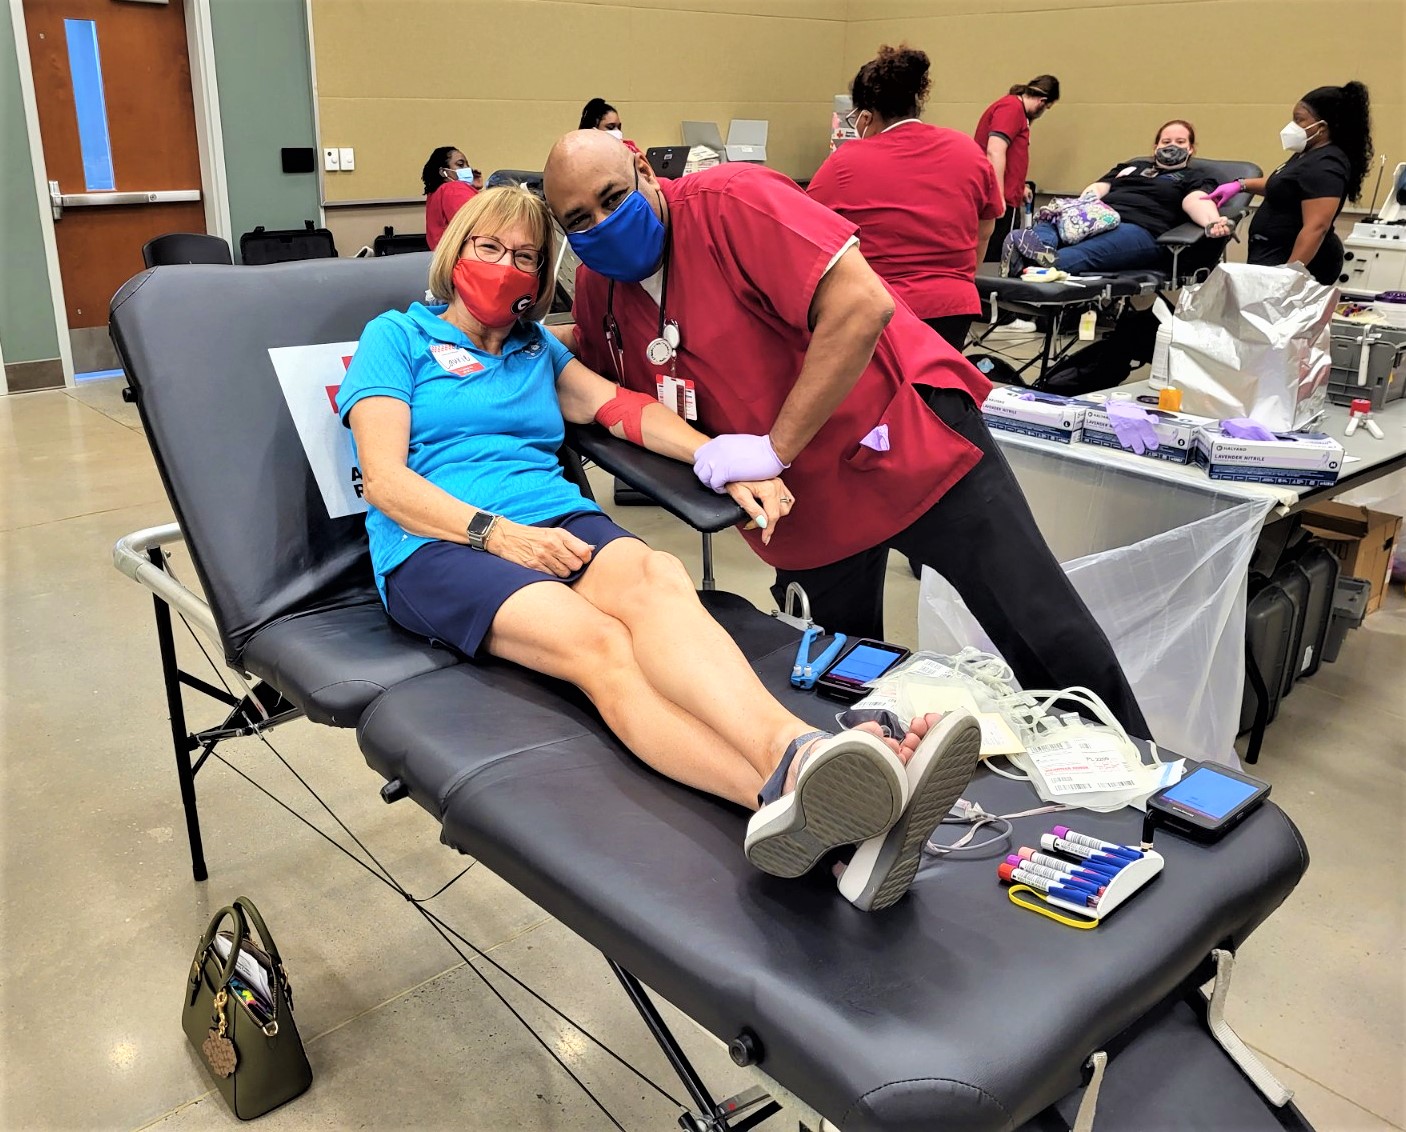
544, 129, 662, 235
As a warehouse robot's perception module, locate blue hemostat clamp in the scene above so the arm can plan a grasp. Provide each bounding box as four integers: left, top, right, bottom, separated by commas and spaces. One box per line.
791, 628, 847, 690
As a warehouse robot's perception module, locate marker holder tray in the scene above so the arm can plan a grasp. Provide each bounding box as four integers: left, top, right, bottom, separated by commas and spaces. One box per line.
1009, 851, 1164, 928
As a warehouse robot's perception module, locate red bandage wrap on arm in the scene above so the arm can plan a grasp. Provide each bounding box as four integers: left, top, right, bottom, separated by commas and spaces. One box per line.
593, 386, 655, 447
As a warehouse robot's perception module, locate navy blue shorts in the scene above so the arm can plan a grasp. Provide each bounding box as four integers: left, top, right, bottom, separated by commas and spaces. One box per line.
384, 511, 638, 659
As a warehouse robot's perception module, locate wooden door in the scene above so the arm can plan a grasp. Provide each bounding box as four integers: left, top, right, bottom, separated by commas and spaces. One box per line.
24, 0, 206, 372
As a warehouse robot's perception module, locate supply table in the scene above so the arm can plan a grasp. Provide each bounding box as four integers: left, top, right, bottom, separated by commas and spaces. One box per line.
918, 383, 1406, 764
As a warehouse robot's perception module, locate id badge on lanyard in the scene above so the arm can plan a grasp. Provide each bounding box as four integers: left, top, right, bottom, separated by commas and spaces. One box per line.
650, 319, 693, 420
605, 270, 695, 420
656, 372, 696, 420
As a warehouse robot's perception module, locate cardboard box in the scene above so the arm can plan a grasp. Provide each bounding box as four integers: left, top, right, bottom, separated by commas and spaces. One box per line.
1074, 402, 1211, 465
1192, 426, 1344, 487
1301, 502, 1402, 615
981, 388, 1086, 444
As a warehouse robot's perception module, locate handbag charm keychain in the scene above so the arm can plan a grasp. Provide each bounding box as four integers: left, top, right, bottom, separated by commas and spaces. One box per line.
202, 989, 238, 1078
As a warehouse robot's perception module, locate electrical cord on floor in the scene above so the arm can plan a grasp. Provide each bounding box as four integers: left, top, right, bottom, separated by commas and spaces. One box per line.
175, 612, 687, 1126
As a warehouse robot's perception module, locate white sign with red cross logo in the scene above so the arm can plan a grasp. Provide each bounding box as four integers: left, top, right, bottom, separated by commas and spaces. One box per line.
268, 341, 367, 518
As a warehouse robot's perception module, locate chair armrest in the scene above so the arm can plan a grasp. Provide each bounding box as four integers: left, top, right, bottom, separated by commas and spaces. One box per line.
567, 426, 746, 534
1159, 190, 1255, 248
1157, 221, 1206, 248
1221, 191, 1254, 221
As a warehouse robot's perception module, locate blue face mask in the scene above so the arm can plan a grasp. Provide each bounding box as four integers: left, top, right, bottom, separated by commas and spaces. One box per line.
566, 176, 666, 282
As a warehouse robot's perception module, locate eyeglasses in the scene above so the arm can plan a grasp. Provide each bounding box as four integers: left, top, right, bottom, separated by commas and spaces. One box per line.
843, 109, 861, 130
463, 235, 542, 272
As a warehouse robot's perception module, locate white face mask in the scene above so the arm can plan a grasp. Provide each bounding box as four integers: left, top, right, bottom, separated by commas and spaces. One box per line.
605, 128, 624, 141
1280, 120, 1321, 153
994, 687, 1184, 813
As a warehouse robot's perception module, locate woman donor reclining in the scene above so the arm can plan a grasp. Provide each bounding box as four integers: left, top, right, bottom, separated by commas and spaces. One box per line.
1003, 119, 1233, 275
338, 186, 980, 912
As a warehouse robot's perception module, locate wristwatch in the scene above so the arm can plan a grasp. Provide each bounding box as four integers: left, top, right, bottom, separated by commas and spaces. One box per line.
466, 511, 499, 551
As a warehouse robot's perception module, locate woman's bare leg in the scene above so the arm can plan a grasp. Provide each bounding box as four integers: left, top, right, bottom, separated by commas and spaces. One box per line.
484, 581, 767, 807
573, 540, 847, 782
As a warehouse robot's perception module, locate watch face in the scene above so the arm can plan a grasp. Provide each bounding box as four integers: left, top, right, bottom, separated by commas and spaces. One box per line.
467, 512, 496, 546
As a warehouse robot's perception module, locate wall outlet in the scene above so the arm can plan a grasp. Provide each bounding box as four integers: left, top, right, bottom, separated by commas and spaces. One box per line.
338, 147, 355, 171
323, 147, 340, 172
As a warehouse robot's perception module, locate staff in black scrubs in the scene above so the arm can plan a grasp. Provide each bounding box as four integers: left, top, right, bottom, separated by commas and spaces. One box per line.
1208, 81, 1373, 286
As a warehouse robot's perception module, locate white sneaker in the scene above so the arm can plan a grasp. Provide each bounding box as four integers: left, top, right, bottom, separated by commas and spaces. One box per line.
990, 317, 1039, 335
745, 731, 908, 878
837, 712, 983, 911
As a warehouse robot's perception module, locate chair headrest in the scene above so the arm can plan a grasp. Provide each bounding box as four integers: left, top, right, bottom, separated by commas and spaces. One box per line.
1185, 157, 1263, 184
110, 254, 433, 663
486, 170, 545, 197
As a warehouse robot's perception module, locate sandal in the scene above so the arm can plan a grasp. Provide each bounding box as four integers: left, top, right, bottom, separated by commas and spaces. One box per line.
745, 730, 908, 879
838, 711, 983, 912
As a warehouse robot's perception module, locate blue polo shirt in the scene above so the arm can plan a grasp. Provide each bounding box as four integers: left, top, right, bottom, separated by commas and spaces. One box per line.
337, 302, 598, 598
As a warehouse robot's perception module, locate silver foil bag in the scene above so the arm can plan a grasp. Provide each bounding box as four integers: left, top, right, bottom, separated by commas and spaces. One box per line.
1167, 262, 1335, 430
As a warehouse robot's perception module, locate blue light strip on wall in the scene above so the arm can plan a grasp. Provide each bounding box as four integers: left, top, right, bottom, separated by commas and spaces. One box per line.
64, 19, 116, 192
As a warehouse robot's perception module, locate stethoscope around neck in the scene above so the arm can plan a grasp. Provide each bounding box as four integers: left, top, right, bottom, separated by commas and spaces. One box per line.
602, 232, 679, 382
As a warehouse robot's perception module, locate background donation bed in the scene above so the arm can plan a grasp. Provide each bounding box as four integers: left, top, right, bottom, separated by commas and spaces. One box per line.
110, 254, 1311, 1131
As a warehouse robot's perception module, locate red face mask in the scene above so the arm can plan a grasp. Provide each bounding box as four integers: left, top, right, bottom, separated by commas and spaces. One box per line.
452, 257, 538, 328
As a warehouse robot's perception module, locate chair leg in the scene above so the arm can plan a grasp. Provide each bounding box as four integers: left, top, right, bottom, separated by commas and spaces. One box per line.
700, 533, 716, 591
148, 550, 208, 882
608, 960, 781, 1132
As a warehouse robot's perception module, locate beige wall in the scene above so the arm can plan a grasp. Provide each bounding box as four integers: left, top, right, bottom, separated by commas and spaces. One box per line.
310, 0, 847, 204
323, 203, 426, 256
844, 0, 1406, 203
310, 0, 1404, 219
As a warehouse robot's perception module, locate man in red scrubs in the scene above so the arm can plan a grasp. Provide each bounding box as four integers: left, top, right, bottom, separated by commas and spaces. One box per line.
542, 129, 1149, 737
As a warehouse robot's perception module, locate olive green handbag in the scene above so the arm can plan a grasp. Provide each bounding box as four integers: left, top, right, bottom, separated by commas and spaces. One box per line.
181, 898, 312, 1119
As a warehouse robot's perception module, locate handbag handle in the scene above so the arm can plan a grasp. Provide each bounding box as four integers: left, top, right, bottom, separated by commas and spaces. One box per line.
195, 903, 248, 992
232, 896, 285, 977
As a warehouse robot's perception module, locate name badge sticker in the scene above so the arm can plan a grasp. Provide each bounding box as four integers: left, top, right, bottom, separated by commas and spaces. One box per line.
430, 344, 484, 376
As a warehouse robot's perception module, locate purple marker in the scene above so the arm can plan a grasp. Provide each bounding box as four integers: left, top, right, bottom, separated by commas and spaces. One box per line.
1004, 855, 1102, 894
1052, 826, 1142, 860
1040, 833, 1132, 873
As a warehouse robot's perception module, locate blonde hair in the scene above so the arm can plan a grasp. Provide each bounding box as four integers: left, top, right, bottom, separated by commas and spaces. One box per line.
427, 186, 557, 323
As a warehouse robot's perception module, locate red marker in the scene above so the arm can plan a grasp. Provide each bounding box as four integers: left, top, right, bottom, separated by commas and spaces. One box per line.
998, 862, 1098, 906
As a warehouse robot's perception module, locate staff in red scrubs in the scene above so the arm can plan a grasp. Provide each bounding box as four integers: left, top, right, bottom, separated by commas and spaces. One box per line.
808, 44, 1004, 351
974, 75, 1060, 262
542, 130, 1149, 737
422, 146, 480, 250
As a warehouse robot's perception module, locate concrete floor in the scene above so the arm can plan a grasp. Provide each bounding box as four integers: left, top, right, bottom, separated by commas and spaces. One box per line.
1, 373, 1402, 1131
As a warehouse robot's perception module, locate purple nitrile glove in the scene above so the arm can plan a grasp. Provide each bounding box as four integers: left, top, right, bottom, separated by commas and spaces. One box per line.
692, 433, 787, 493
1207, 180, 1242, 208
1221, 417, 1276, 441
1105, 401, 1160, 455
